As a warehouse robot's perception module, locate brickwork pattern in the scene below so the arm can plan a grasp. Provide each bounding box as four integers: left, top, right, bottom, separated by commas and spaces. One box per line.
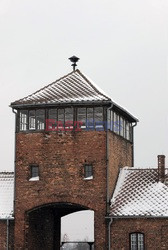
14, 129, 133, 249
108, 131, 133, 199
0, 220, 14, 250
111, 218, 168, 250
14, 131, 107, 249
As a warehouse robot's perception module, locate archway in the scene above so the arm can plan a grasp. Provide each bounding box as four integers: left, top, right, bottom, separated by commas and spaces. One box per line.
25, 203, 93, 250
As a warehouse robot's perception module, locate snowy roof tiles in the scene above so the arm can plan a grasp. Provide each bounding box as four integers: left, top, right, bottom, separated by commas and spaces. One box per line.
11, 69, 110, 107
110, 167, 168, 217
0, 172, 14, 219
10, 69, 138, 122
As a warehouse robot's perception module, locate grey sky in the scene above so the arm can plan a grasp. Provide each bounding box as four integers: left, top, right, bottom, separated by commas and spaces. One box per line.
1, 0, 168, 171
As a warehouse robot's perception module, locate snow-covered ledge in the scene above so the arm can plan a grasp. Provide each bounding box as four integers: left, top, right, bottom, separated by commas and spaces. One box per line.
84, 176, 93, 180
29, 176, 39, 181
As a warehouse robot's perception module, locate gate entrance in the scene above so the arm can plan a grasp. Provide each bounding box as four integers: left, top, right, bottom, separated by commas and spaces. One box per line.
26, 203, 93, 250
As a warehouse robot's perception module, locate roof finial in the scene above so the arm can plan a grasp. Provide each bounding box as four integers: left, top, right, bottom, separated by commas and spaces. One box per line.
69, 56, 80, 71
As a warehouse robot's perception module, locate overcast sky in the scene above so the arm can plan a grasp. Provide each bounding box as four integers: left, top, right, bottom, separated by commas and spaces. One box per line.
0, 0, 168, 242
1, 0, 168, 169
1, 0, 168, 242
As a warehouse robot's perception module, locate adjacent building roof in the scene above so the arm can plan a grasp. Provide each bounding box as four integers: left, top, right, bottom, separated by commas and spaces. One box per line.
110, 167, 168, 217
0, 172, 14, 219
10, 69, 138, 122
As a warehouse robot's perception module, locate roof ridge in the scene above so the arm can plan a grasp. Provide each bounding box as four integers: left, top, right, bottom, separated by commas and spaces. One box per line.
77, 70, 111, 100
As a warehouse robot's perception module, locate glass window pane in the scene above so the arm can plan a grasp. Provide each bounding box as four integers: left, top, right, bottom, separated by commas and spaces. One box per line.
87, 108, 93, 120
107, 109, 110, 130
126, 122, 130, 140
48, 109, 57, 131
131, 234, 137, 250
129, 124, 133, 142
65, 108, 73, 130
20, 110, 28, 131
49, 109, 57, 120
31, 166, 39, 178
36, 109, 45, 130
58, 109, 64, 130
113, 112, 119, 134
123, 119, 126, 138
87, 108, 94, 130
84, 165, 93, 178
94, 107, 104, 130
77, 108, 86, 129
120, 117, 124, 137
110, 110, 114, 131
130, 233, 144, 250
138, 234, 144, 250
29, 110, 36, 130
65, 108, 73, 122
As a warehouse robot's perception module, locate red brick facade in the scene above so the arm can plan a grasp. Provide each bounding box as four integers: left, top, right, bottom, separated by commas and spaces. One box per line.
108, 131, 133, 200
0, 221, 7, 250
14, 129, 133, 249
111, 218, 168, 250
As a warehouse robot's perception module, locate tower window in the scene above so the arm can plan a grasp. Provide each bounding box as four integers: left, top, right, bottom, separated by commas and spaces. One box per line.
20, 110, 28, 131
36, 109, 45, 130
29, 110, 36, 130
84, 165, 93, 180
29, 165, 39, 181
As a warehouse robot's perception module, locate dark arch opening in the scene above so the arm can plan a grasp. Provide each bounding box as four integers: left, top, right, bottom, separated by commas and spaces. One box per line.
25, 203, 92, 250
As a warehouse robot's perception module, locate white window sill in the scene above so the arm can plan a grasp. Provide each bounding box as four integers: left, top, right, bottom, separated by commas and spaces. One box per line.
29, 176, 39, 181
84, 176, 93, 180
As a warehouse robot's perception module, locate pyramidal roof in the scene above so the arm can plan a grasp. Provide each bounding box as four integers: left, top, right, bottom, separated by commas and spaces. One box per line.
11, 69, 111, 107
10, 69, 138, 122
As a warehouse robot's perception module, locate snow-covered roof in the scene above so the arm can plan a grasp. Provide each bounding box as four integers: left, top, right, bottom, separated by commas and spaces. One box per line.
11, 69, 110, 106
110, 167, 168, 217
0, 172, 14, 219
10, 69, 138, 122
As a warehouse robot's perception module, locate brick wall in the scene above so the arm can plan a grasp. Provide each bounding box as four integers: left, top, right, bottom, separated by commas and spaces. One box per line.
108, 131, 133, 200
14, 129, 133, 249
0, 220, 14, 250
0, 221, 6, 250
14, 131, 107, 249
111, 218, 168, 250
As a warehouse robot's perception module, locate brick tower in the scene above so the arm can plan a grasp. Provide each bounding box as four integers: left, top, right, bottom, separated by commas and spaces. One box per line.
11, 68, 138, 249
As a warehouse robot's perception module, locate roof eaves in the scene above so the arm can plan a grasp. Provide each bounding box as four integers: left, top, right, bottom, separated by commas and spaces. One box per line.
109, 215, 168, 219
0, 217, 14, 221
10, 100, 111, 109
112, 101, 139, 123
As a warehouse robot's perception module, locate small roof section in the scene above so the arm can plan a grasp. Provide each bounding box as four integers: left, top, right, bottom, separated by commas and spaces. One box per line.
10, 69, 138, 122
110, 167, 168, 217
0, 172, 14, 219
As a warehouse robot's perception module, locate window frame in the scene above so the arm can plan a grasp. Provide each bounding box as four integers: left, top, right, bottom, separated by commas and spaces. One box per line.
77, 106, 104, 131
19, 110, 28, 131
19, 109, 45, 132
108, 109, 133, 142
29, 165, 39, 181
84, 165, 93, 180
129, 232, 145, 250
